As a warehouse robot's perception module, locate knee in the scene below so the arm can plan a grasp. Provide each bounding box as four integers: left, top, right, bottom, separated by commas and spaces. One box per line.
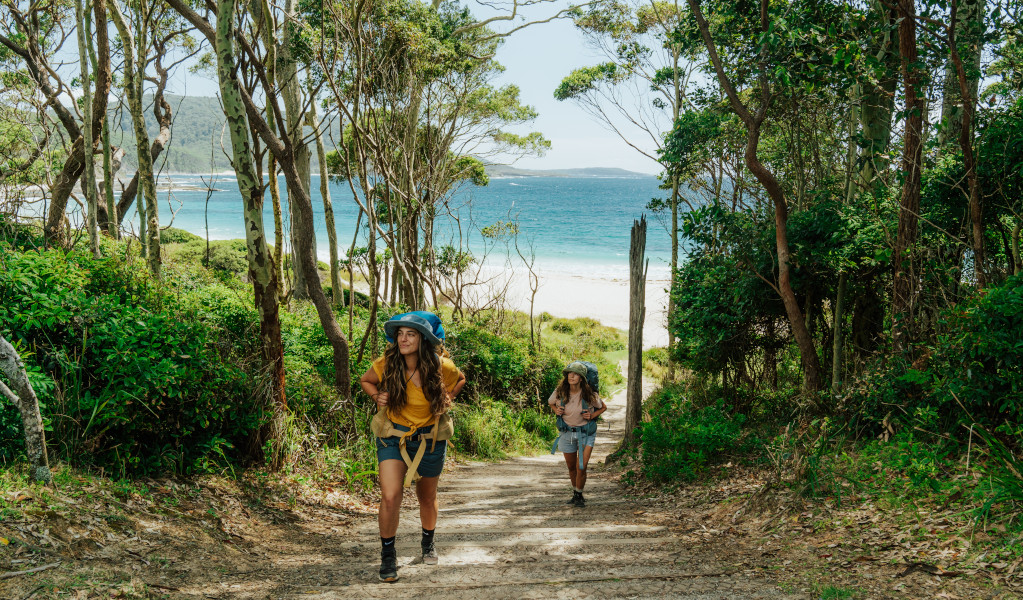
380, 491, 403, 511
418, 495, 437, 511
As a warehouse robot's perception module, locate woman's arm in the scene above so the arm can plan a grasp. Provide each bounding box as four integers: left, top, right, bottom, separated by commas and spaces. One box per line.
449, 370, 466, 399
582, 396, 607, 420
359, 367, 389, 409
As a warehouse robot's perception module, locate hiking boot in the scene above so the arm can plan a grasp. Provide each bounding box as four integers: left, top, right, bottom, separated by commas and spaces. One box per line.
572, 493, 586, 507
566, 490, 582, 505
378, 550, 398, 582
422, 541, 438, 565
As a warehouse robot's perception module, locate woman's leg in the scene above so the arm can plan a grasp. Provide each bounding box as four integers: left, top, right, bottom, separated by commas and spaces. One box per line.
562, 452, 579, 487
378, 459, 407, 537
415, 475, 440, 530
576, 444, 595, 490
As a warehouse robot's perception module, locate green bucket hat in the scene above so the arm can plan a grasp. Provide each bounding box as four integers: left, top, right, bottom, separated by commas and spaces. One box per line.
563, 361, 588, 377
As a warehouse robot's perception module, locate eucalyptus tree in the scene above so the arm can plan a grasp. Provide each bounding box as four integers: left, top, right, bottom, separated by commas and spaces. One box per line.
166, 0, 353, 406
75, 0, 101, 257
109, 0, 162, 276
555, 0, 695, 371
317, 0, 548, 312
100, 3, 199, 238
1, 0, 111, 246
679, 0, 873, 393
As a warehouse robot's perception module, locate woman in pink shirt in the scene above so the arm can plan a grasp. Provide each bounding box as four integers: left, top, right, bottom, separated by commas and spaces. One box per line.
549, 361, 606, 507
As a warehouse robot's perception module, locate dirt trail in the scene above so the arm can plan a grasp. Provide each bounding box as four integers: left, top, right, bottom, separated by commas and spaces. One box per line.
0, 366, 810, 599
261, 367, 804, 600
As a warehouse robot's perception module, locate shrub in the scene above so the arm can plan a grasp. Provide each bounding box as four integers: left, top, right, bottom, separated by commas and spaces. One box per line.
0, 244, 261, 476
639, 383, 755, 482
451, 401, 549, 459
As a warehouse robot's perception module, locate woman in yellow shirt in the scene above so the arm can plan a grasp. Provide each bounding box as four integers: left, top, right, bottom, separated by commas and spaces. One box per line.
359, 312, 465, 583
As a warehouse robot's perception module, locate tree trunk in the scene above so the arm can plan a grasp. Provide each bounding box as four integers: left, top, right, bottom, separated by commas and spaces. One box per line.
856, 0, 899, 194
831, 272, 847, 394
892, 0, 925, 352
75, 0, 99, 258
45, 0, 110, 245
624, 216, 647, 448
0, 336, 51, 485
215, 0, 287, 468
946, 0, 987, 286
1013, 221, 1021, 276
101, 116, 118, 238
309, 103, 342, 306
279, 0, 314, 299
686, 0, 824, 393
939, 0, 984, 148
109, 0, 161, 278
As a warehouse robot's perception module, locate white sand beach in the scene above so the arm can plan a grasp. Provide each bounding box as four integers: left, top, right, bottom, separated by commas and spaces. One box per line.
483, 264, 671, 349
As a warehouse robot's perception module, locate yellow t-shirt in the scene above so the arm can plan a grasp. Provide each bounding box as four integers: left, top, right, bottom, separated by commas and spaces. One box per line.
372, 356, 462, 430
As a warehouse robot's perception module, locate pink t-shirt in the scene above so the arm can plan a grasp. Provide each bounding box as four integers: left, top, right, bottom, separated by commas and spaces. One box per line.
548, 389, 605, 427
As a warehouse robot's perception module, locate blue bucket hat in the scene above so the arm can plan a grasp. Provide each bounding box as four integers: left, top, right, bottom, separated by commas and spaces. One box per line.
384, 311, 444, 347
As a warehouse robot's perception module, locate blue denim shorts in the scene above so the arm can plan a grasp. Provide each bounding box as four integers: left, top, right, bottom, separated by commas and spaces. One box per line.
557, 429, 597, 454
376, 423, 447, 478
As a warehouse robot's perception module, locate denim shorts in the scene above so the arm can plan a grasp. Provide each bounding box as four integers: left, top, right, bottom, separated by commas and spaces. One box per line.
376, 423, 447, 478
557, 429, 597, 454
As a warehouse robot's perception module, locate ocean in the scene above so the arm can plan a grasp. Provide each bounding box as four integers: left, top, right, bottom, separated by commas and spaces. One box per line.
134, 173, 673, 282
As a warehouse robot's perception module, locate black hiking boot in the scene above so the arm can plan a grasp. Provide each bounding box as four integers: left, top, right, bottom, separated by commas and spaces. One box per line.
422, 540, 438, 565
566, 490, 581, 505
572, 493, 586, 507
379, 549, 398, 582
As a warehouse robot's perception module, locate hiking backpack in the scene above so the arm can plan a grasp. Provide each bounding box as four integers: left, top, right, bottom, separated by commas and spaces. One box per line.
550, 361, 601, 463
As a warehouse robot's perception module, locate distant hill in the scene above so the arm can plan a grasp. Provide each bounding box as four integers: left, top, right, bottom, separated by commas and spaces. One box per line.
110, 95, 340, 174
483, 164, 655, 178
106, 96, 655, 179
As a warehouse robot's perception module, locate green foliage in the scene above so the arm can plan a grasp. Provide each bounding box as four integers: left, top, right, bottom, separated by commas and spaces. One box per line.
638, 384, 757, 482
930, 274, 1023, 424
160, 227, 202, 244
166, 238, 249, 275
554, 63, 628, 100
451, 401, 550, 459
0, 243, 260, 476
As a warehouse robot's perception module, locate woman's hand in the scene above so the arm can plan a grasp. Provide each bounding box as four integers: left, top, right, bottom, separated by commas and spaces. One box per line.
374, 391, 389, 409
553, 405, 565, 416
581, 409, 593, 420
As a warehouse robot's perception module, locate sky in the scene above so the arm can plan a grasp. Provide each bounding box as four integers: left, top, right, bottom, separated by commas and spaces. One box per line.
162, 1, 665, 176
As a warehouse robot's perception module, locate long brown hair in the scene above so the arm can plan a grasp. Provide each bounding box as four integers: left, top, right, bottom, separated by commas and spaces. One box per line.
381, 333, 449, 417
556, 374, 597, 405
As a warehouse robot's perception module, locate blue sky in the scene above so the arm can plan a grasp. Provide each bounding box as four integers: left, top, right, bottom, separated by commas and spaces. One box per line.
165, 3, 663, 175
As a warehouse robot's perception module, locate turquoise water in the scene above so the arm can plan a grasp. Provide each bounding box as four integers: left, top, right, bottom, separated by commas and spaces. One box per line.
120, 174, 672, 280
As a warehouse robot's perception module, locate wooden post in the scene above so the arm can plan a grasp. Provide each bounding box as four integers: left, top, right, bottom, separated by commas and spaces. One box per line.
624, 216, 648, 448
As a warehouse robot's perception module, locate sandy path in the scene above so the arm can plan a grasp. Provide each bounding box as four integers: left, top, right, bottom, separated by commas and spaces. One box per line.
259, 368, 804, 600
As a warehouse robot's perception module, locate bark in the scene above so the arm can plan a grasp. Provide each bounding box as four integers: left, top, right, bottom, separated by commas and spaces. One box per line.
0, 336, 51, 485
309, 103, 342, 307
946, 0, 987, 286
43, 1, 111, 245
831, 273, 847, 394
76, 0, 100, 257
109, 0, 161, 278
214, 0, 287, 467
686, 0, 824, 393
856, 0, 899, 194
279, 0, 314, 299
101, 115, 118, 238
892, 0, 925, 352
939, 0, 984, 148
624, 216, 647, 449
